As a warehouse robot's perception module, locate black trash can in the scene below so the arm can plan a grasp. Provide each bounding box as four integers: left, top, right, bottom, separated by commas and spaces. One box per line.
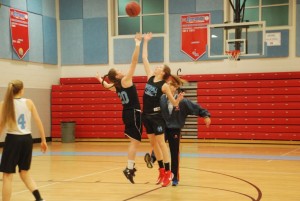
61, 121, 76, 143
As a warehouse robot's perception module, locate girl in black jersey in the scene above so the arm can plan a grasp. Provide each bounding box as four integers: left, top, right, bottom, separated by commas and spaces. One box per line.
96, 33, 142, 184
142, 32, 184, 187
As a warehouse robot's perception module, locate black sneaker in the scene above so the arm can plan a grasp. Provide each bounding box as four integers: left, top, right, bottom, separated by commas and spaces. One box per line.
144, 153, 153, 168
123, 167, 136, 184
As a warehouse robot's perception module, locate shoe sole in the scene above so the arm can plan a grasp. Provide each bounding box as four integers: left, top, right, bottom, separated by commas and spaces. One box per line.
123, 170, 135, 184
144, 153, 153, 168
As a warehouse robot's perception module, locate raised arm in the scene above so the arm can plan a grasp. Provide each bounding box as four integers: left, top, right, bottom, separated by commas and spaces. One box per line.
0, 102, 4, 135
162, 83, 184, 107
96, 72, 116, 91
142, 32, 153, 80
122, 32, 142, 86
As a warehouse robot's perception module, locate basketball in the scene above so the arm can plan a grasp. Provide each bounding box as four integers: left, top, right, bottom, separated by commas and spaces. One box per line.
125, 1, 140, 17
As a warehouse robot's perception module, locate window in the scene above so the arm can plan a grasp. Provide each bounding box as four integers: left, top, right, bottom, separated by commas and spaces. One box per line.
231, 0, 289, 27
116, 0, 165, 35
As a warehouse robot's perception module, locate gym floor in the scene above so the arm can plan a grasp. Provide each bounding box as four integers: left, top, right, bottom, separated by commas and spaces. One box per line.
3, 140, 300, 201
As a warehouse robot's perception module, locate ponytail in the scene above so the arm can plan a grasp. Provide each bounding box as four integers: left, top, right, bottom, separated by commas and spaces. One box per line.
0, 80, 23, 129
102, 68, 122, 89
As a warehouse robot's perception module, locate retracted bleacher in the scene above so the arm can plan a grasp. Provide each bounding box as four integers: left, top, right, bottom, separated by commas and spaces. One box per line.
51, 72, 300, 141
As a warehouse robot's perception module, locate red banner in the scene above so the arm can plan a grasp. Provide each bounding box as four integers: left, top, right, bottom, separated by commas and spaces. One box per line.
181, 13, 210, 61
10, 8, 29, 59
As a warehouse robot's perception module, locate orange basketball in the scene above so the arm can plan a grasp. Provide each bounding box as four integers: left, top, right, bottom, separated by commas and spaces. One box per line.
125, 1, 141, 17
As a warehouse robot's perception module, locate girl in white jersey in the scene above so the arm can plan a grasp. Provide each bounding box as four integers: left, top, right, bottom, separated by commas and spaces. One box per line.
0, 80, 47, 201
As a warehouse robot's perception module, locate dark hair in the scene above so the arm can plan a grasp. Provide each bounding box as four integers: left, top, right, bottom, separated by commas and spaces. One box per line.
102, 68, 121, 89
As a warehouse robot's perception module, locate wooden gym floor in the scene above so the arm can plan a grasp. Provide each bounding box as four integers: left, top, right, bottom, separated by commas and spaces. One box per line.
1, 140, 300, 201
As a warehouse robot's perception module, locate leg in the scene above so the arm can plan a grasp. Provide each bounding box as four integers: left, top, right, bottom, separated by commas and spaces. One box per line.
2, 173, 13, 201
128, 138, 140, 165
123, 138, 140, 184
155, 134, 170, 164
156, 134, 173, 187
167, 129, 181, 186
19, 170, 38, 192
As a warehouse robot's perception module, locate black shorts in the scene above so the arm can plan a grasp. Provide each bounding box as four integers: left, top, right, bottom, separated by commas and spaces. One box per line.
0, 134, 33, 173
122, 109, 143, 141
142, 113, 166, 135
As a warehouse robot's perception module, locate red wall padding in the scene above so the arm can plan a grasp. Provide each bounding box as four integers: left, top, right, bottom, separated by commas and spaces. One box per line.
51, 72, 300, 140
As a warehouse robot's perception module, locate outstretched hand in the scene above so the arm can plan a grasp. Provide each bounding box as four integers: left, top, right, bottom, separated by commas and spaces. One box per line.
96, 72, 103, 83
144, 32, 152, 42
135, 32, 142, 44
204, 117, 211, 128
177, 92, 185, 102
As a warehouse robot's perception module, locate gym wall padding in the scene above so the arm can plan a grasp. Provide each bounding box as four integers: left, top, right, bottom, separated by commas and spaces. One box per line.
59, 0, 108, 65
0, 0, 57, 64
52, 72, 300, 140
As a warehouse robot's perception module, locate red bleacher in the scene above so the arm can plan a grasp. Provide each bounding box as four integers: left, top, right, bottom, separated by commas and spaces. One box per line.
51, 72, 300, 140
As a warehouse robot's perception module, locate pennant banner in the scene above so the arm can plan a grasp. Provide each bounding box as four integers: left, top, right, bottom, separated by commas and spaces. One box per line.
181, 13, 210, 61
10, 8, 29, 59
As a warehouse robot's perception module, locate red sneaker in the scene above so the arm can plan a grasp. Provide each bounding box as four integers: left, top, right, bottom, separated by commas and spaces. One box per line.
162, 170, 173, 187
156, 168, 165, 184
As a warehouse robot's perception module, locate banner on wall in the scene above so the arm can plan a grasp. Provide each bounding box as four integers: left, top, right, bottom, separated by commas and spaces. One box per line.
10, 8, 29, 59
181, 13, 210, 61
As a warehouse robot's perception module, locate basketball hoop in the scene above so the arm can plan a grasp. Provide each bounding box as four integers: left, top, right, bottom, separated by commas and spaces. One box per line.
225, 50, 241, 61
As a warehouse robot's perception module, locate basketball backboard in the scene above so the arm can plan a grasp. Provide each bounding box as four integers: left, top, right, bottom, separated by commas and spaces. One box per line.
207, 21, 266, 59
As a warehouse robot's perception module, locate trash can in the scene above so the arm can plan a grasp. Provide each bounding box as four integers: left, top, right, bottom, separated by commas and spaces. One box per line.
61, 121, 76, 143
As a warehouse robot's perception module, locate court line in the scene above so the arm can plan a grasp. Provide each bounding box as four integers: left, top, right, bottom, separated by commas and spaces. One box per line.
12, 167, 121, 196
32, 151, 300, 161
267, 147, 300, 162
187, 167, 262, 201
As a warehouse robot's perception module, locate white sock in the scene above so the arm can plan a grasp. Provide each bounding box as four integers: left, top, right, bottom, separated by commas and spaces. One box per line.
127, 160, 135, 169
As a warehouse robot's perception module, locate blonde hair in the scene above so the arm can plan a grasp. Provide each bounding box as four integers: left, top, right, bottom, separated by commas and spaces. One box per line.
0, 80, 24, 129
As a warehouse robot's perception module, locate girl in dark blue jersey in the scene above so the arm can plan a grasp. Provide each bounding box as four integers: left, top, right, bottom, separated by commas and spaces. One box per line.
142, 32, 184, 187
96, 33, 142, 184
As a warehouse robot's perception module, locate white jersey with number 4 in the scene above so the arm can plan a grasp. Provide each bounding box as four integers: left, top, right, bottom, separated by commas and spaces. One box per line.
7, 98, 31, 135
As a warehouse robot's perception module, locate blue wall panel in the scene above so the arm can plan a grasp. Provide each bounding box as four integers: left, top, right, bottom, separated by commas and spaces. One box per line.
0, 6, 12, 59
43, 0, 56, 18
27, 0, 42, 14
43, 16, 57, 64
145, 37, 164, 63
169, 0, 196, 14
60, 0, 83, 20
28, 13, 44, 63
0, 0, 10, 7
83, 18, 108, 64
10, 0, 27, 11
169, 14, 191, 62
114, 37, 163, 64
83, 0, 107, 18
61, 20, 84, 65
266, 30, 289, 58
114, 38, 137, 64
196, 0, 223, 11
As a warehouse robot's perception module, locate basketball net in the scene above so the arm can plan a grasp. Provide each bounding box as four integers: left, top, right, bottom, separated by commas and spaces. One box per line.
225, 50, 241, 61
